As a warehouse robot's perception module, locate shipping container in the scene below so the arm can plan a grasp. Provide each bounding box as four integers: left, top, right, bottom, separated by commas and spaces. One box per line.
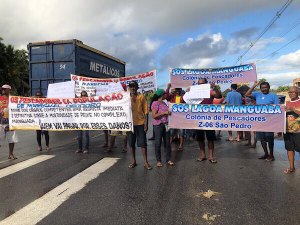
28, 39, 126, 96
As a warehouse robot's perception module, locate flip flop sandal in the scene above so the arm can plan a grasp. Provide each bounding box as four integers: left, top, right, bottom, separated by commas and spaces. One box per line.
209, 159, 217, 164
196, 158, 207, 162
283, 168, 295, 174
128, 163, 137, 168
167, 161, 175, 166
156, 162, 163, 167
144, 164, 152, 170
265, 157, 275, 162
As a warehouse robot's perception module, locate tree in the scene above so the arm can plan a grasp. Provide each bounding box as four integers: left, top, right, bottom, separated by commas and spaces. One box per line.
258, 78, 267, 83
277, 86, 289, 92
0, 38, 29, 95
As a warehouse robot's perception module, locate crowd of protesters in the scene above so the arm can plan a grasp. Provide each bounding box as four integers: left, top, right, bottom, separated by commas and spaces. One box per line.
0, 79, 299, 174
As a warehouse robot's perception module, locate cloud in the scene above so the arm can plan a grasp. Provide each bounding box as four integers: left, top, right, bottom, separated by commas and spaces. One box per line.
232, 27, 259, 39
256, 48, 300, 74
277, 49, 300, 66
258, 71, 300, 86
160, 33, 227, 69
1, 0, 299, 75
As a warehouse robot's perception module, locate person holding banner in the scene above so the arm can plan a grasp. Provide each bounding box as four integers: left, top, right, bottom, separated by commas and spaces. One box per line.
106, 83, 128, 153
75, 91, 90, 154
165, 83, 185, 151
196, 78, 217, 163
151, 89, 174, 167
127, 81, 152, 170
226, 84, 243, 142
35, 91, 50, 151
245, 81, 279, 162
283, 86, 300, 174
0, 84, 18, 159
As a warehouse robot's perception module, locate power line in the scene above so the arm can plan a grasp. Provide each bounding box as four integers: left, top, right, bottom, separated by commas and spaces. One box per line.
244, 18, 300, 61
235, 0, 294, 65
256, 33, 300, 63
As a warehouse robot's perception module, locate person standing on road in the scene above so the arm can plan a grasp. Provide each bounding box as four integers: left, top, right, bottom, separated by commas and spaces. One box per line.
226, 84, 243, 142
283, 86, 300, 174
75, 91, 90, 154
245, 81, 279, 162
165, 83, 185, 151
151, 89, 174, 167
0, 84, 18, 159
35, 90, 50, 151
195, 78, 217, 163
213, 89, 225, 140
127, 81, 152, 170
106, 83, 128, 153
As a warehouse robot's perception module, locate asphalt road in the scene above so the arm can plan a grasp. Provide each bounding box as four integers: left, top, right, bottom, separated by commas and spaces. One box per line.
0, 128, 299, 225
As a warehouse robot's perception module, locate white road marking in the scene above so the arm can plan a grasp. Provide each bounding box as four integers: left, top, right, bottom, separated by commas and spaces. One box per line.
0, 157, 119, 225
0, 155, 55, 179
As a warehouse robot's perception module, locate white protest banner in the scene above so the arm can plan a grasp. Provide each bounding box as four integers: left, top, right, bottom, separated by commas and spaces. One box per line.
95, 82, 123, 96
47, 81, 75, 98
9, 92, 133, 131
71, 69, 157, 96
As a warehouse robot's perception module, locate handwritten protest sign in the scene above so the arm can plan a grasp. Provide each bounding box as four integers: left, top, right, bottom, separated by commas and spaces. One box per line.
71, 69, 157, 96
170, 63, 257, 88
9, 92, 133, 131
47, 81, 75, 98
95, 82, 123, 96
169, 104, 285, 132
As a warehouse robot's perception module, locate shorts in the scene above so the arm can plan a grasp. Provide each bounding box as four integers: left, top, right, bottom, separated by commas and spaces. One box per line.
196, 130, 216, 141
127, 125, 147, 148
256, 132, 274, 142
170, 129, 185, 137
283, 133, 300, 152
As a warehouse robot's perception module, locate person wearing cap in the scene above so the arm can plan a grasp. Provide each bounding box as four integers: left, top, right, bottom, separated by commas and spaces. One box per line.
127, 80, 152, 170
35, 90, 50, 151
165, 83, 185, 151
151, 89, 174, 167
0, 84, 18, 159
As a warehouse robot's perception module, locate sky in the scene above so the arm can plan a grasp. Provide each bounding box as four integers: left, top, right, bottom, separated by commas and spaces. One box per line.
1, 0, 300, 90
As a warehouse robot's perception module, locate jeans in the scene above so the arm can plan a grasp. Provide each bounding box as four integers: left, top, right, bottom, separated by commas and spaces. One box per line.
78, 130, 90, 150
36, 130, 49, 146
154, 124, 171, 162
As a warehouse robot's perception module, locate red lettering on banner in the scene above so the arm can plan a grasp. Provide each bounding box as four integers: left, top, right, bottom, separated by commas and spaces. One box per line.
72, 75, 78, 81
116, 93, 123, 100
10, 97, 19, 104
